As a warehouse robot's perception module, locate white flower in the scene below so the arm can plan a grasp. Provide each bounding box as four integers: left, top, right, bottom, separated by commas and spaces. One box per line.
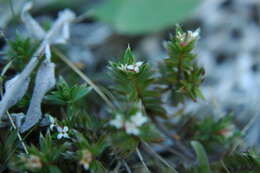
117, 64, 128, 72
187, 28, 200, 42
176, 28, 200, 44
125, 121, 140, 135
130, 112, 148, 127
117, 62, 143, 73
109, 114, 124, 129
176, 31, 186, 42
48, 115, 56, 130
221, 124, 235, 138
109, 111, 148, 136
126, 61, 143, 73
57, 126, 70, 139
125, 112, 148, 135
79, 149, 92, 170
82, 162, 90, 170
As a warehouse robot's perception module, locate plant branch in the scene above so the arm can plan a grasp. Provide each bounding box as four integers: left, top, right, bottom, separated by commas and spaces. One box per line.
142, 141, 178, 173
150, 116, 195, 161
123, 160, 132, 173
136, 147, 151, 173
53, 48, 115, 109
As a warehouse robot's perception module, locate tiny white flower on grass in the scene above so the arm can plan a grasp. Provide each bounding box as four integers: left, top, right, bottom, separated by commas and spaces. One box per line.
221, 124, 235, 138
176, 28, 200, 45
130, 112, 148, 127
48, 115, 56, 130
125, 112, 148, 135
187, 28, 200, 42
176, 31, 186, 42
79, 149, 92, 170
57, 126, 70, 139
109, 114, 124, 129
109, 111, 148, 136
125, 121, 140, 135
117, 64, 128, 72
126, 61, 143, 73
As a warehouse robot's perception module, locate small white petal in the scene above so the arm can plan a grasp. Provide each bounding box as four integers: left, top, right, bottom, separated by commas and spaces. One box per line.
193, 28, 200, 38
176, 32, 186, 42
50, 124, 55, 130
136, 61, 143, 67
131, 112, 148, 127
83, 163, 89, 170
57, 133, 63, 139
57, 126, 63, 132
187, 29, 200, 42
110, 115, 124, 129
63, 126, 69, 132
63, 133, 70, 138
127, 64, 135, 70
134, 66, 139, 73
49, 116, 55, 124
118, 64, 127, 71
125, 122, 140, 135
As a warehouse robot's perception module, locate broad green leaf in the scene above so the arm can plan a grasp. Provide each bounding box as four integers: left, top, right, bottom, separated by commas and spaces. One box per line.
123, 46, 135, 64
71, 84, 91, 102
191, 141, 211, 173
93, 0, 201, 34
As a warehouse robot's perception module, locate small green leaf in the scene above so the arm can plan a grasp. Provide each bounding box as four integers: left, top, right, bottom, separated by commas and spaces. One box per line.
71, 84, 92, 102
44, 94, 67, 105
191, 141, 211, 173
194, 87, 205, 100
123, 46, 135, 64
91, 136, 107, 157
45, 77, 91, 105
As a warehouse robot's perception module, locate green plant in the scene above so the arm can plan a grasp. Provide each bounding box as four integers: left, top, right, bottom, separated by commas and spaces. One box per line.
0, 24, 259, 173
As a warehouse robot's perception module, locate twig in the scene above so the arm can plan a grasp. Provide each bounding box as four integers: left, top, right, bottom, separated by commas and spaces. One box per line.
0, 61, 13, 76
53, 48, 115, 109
142, 142, 178, 173
111, 161, 122, 173
229, 114, 259, 154
136, 147, 151, 173
150, 116, 194, 160
73, 10, 93, 23
6, 111, 29, 154
220, 160, 231, 173
123, 160, 132, 173
166, 146, 188, 161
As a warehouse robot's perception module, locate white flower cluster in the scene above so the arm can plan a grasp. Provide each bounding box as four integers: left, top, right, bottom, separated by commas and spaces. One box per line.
109, 112, 148, 135
117, 61, 143, 73
48, 115, 70, 139
56, 126, 70, 139
176, 28, 200, 43
221, 124, 236, 138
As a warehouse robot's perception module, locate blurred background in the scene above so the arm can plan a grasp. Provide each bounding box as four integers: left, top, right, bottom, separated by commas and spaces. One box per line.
0, 0, 260, 150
